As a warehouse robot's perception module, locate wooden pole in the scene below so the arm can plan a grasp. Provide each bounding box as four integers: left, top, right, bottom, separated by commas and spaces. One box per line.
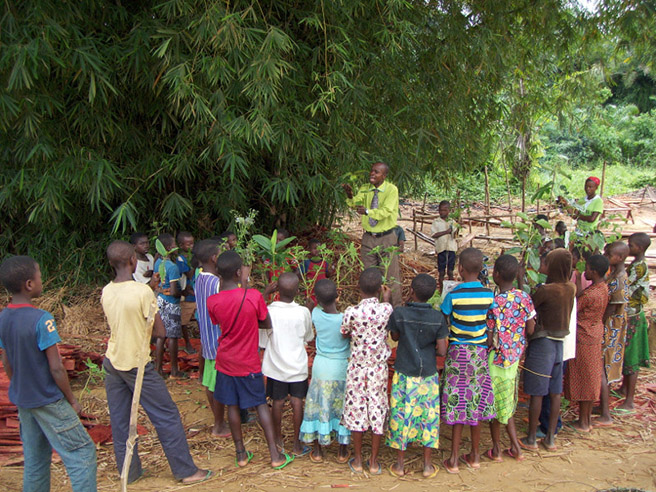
600, 160, 607, 197
412, 209, 418, 251
484, 164, 490, 237
121, 306, 156, 492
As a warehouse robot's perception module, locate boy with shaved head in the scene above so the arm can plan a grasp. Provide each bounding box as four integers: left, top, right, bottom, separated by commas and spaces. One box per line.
262, 272, 314, 457
101, 240, 212, 485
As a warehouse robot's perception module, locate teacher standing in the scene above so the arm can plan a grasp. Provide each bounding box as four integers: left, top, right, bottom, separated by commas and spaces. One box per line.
343, 162, 402, 307
557, 176, 604, 235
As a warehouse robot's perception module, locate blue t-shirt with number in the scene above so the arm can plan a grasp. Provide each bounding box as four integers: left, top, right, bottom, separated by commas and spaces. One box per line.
0, 304, 63, 408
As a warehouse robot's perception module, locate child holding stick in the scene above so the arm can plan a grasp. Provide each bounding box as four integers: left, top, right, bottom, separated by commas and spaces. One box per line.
618, 232, 652, 410
300, 279, 351, 463
564, 254, 609, 432
597, 241, 629, 426
207, 251, 292, 469
387, 274, 447, 479
341, 268, 393, 474
101, 241, 211, 485
440, 248, 496, 473
486, 255, 535, 462
0, 256, 97, 491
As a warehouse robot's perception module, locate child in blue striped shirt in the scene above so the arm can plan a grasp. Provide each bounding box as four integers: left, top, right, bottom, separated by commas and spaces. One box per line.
440, 248, 496, 474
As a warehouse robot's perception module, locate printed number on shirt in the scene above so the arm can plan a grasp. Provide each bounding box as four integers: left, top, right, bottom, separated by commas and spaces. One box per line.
45, 319, 56, 333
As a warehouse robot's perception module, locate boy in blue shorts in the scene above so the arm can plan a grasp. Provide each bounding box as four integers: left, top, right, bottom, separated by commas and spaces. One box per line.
0, 256, 96, 492
193, 239, 230, 437
101, 241, 211, 485
153, 233, 186, 378
207, 251, 293, 469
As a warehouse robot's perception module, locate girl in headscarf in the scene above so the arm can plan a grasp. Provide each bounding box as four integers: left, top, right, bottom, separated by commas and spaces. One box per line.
557, 176, 604, 235
520, 249, 576, 453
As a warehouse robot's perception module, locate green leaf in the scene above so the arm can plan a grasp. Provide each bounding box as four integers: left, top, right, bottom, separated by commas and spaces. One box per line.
505, 247, 522, 255
527, 269, 540, 283
155, 239, 168, 258
535, 219, 552, 230
517, 212, 530, 222
275, 236, 296, 251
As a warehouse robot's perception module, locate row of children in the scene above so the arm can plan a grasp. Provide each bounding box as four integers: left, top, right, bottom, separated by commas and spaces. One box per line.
0, 227, 650, 488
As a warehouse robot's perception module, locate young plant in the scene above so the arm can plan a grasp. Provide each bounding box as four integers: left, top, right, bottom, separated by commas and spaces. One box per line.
368, 244, 399, 285
155, 238, 179, 281
252, 229, 297, 281
78, 358, 104, 400
502, 212, 550, 288
231, 209, 258, 265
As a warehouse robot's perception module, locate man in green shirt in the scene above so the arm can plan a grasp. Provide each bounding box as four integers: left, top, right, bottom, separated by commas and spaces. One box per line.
343, 162, 402, 306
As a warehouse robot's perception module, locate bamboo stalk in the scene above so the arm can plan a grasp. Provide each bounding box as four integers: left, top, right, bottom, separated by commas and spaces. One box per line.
121, 305, 156, 492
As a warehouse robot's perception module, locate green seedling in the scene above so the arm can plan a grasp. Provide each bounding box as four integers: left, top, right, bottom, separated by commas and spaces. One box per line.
155, 238, 179, 282
79, 358, 104, 400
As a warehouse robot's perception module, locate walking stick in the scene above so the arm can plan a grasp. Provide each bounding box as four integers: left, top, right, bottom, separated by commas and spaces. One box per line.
120, 304, 156, 492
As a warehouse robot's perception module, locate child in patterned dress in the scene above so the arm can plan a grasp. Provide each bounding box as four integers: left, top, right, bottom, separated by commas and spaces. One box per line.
618, 232, 652, 410
386, 274, 448, 479
440, 248, 496, 473
341, 268, 393, 475
597, 241, 629, 426
486, 255, 535, 463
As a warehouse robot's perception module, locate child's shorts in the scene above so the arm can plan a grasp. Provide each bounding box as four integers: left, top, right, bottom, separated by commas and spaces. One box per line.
437, 251, 456, 273
157, 297, 182, 338
266, 377, 309, 400
180, 301, 196, 326
523, 337, 563, 396
202, 359, 218, 392
214, 371, 266, 409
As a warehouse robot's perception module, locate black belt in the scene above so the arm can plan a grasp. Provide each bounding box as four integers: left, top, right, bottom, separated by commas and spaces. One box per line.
365, 229, 395, 238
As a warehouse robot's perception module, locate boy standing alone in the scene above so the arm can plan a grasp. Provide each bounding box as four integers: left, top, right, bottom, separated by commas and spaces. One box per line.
0, 256, 96, 492
101, 241, 211, 485
431, 200, 458, 290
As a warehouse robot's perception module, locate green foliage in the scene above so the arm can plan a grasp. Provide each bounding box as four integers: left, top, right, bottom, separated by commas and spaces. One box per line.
0, 0, 638, 287
155, 239, 178, 281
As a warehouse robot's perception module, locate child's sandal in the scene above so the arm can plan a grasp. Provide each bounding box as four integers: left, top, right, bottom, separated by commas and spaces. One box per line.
235, 450, 254, 467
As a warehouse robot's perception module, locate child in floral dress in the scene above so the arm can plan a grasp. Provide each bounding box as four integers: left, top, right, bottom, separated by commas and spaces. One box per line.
341, 268, 393, 475
386, 274, 448, 479
619, 232, 652, 411
486, 255, 535, 463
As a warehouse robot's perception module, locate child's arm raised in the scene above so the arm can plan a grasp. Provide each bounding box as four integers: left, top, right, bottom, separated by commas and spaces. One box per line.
46, 345, 81, 414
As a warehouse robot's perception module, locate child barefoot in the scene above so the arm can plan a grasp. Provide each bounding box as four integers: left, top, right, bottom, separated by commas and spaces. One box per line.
565, 254, 609, 432
153, 233, 186, 378
341, 268, 393, 474
486, 255, 535, 463
387, 274, 447, 478
431, 200, 458, 290
597, 241, 629, 425
521, 249, 575, 452
619, 232, 652, 410
207, 251, 292, 469
300, 279, 351, 463
194, 239, 230, 437
262, 273, 314, 457
440, 248, 496, 473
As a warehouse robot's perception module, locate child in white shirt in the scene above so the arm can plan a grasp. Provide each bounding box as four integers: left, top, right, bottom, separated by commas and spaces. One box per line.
262, 272, 314, 457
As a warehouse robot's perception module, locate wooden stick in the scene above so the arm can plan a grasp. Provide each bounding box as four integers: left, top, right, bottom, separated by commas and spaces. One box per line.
121, 305, 156, 492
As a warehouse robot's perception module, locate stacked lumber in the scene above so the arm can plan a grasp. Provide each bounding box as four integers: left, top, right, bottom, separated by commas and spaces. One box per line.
58, 344, 104, 378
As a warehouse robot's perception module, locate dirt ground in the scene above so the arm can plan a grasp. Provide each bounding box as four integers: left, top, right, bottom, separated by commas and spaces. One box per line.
2, 191, 656, 491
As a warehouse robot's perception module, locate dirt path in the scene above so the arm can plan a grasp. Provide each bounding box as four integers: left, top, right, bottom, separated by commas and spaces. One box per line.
2, 366, 655, 492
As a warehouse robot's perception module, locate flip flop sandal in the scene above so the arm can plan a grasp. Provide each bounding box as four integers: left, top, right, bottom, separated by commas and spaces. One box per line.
181, 469, 213, 484
423, 466, 439, 479
235, 450, 254, 467
592, 419, 614, 428
612, 408, 635, 415
336, 449, 351, 464
502, 448, 525, 462
442, 459, 459, 474
565, 423, 592, 434
459, 454, 480, 470
273, 453, 294, 470
484, 449, 503, 462
368, 462, 382, 475
539, 438, 558, 452
309, 451, 324, 463
519, 439, 539, 451
388, 464, 405, 478
293, 445, 312, 458
348, 458, 363, 474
